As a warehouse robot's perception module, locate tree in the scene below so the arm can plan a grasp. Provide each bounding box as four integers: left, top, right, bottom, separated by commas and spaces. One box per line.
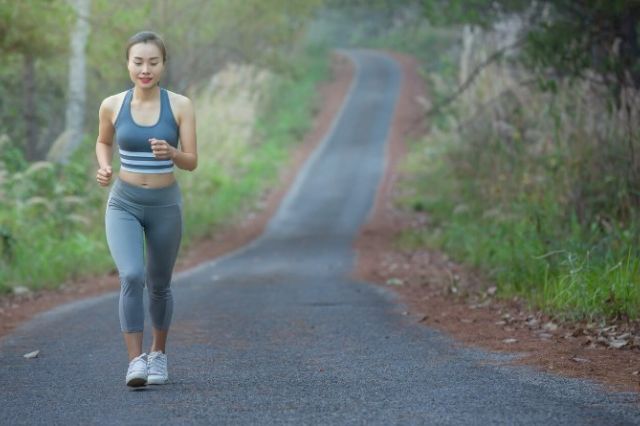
0, 0, 71, 161
56, 0, 91, 164
421, 0, 640, 97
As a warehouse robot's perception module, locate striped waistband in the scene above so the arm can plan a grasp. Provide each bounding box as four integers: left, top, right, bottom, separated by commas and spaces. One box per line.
119, 148, 174, 174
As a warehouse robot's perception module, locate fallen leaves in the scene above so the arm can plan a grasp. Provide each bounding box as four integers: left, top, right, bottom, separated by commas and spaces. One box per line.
580, 326, 640, 350
480, 306, 640, 352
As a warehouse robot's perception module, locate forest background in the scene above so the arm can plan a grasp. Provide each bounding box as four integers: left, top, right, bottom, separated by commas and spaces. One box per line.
1, 0, 639, 324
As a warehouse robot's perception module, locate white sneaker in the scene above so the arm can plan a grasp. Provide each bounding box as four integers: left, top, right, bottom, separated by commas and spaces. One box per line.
147, 351, 169, 385
126, 353, 148, 387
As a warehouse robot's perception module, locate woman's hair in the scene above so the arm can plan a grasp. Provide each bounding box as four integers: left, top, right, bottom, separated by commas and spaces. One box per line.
125, 31, 167, 63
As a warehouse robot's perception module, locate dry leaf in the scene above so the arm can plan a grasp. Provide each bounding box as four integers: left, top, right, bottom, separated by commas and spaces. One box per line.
526, 318, 540, 328
570, 356, 590, 363
608, 339, 629, 349
23, 350, 39, 359
571, 328, 584, 337
502, 338, 518, 344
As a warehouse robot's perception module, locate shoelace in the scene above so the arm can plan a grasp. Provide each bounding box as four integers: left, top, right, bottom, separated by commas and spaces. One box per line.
148, 352, 167, 374
128, 353, 147, 373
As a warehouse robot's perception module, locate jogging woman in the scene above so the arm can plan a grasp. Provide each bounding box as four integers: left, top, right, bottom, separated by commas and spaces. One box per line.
95, 31, 197, 387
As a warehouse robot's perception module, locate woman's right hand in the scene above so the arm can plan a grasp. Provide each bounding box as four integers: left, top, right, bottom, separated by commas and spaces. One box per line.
96, 166, 113, 186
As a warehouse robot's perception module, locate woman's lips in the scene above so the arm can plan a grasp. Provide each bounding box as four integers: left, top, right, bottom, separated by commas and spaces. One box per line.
140, 77, 152, 84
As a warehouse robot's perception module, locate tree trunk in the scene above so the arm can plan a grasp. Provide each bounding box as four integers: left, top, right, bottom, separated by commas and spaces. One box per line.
23, 53, 37, 162
59, 0, 91, 164
619, 5, 640, 89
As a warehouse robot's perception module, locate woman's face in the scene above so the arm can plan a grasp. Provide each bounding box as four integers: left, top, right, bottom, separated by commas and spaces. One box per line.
127, 42, 164, 89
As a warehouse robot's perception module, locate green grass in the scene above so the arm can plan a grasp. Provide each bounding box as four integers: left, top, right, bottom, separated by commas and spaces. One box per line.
397, 127, 640, 321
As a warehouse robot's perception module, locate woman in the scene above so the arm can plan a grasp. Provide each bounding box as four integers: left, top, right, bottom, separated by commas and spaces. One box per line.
95, 31, 197, 388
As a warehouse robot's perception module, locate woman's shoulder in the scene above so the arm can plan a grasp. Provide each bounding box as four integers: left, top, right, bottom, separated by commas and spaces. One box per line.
164, 89, 193, 108
99, 90, 129, 124
100, 90, 129, 112
164, 89, 194, 124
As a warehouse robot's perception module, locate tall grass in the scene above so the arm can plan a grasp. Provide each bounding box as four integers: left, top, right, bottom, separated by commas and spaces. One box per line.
0, 45, 329, 293
392, 21, 640, 321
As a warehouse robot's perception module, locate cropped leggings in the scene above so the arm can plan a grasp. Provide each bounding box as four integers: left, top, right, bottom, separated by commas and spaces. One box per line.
105, 178, 183, 333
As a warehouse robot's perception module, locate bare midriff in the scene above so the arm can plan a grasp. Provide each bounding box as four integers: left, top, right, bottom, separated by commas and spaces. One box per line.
119, 169, 176, 188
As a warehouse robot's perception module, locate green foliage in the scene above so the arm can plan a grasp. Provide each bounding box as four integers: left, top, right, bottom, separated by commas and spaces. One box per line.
0, 0, 72, 157
426, 1, 640, 94
420, 0, 531, 27
0, 133, 108, 292
0, 0, 71, 56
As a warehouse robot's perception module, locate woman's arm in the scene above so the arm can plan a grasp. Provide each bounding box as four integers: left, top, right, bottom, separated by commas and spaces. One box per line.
169, 96, 197, 171
96, 98, 115, 186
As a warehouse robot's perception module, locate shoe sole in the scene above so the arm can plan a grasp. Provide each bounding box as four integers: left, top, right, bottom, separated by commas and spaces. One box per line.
147, 375, 168, 385
126, 377, 147, 387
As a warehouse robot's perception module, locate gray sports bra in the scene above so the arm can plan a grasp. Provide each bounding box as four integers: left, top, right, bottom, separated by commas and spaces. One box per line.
114, 88, 179, 174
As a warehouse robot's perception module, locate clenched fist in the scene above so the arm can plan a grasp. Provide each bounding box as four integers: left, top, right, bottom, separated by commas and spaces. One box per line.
96, 166, 113, 187
149, 138, 177, 160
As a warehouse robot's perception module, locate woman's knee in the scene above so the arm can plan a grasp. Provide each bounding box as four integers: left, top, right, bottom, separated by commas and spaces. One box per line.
148, 282, 172, 300
120, 269, 145, 293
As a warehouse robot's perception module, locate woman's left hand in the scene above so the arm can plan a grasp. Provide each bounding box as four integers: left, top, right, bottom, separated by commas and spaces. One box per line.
149, 138, 177, 160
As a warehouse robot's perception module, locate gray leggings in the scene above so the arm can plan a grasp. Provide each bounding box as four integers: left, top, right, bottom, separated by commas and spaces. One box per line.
105, 178, 183, 333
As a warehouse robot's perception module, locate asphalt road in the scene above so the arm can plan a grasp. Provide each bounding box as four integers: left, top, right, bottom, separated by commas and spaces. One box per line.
1, 50, 640, 425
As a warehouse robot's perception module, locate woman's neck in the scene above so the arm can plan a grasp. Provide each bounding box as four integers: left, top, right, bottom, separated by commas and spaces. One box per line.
132, 85, 160, 103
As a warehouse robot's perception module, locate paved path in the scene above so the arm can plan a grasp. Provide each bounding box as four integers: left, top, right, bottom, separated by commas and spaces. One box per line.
2, 50, 640, 425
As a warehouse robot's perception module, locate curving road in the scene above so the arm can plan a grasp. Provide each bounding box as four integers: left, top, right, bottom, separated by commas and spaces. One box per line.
1, 50, 640, 425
